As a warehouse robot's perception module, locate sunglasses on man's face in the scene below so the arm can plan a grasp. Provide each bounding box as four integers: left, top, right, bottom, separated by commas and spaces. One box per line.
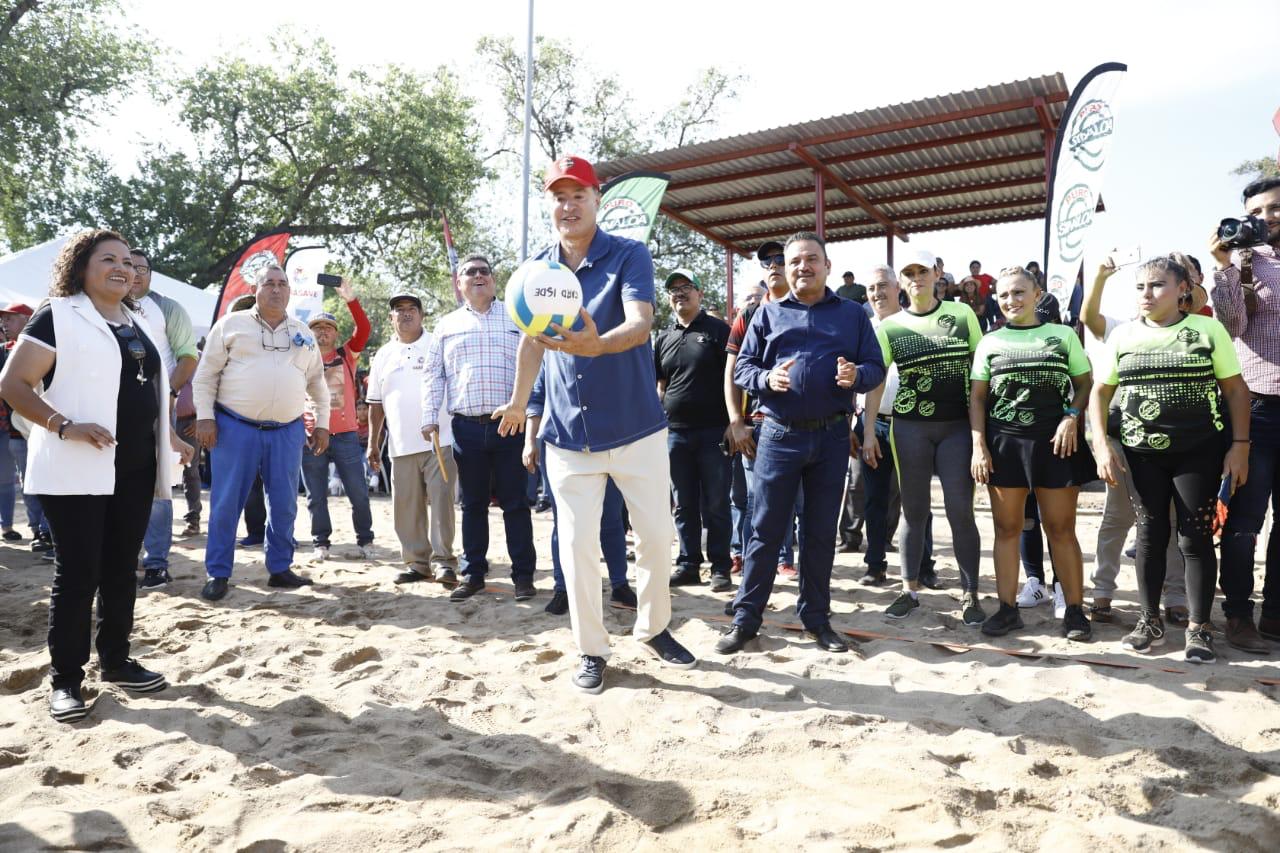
758, 254, 786, 269
462, 266, 492, 278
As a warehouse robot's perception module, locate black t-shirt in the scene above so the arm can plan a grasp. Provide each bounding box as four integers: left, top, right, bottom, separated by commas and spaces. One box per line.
24, 305, 162, 475
653, 310, 731, 429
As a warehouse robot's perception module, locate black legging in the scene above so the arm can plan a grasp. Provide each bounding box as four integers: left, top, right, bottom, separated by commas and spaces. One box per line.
1123, 442, 1223, 624
40, 464, 156, 689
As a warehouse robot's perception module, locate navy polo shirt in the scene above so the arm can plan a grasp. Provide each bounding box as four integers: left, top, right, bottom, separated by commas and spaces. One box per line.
534, 227, 667, 452
734, 288, 886, 423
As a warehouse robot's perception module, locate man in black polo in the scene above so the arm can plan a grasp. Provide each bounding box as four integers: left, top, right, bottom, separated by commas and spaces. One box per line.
835, 271, 867, 305
655, 269, 734, 591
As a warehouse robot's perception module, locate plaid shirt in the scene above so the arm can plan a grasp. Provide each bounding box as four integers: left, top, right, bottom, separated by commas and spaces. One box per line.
422, 300, 520, 426
1211, 243, 1280, 395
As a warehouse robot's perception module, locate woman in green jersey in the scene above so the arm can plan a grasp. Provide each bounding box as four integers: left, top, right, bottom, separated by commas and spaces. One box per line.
1090, 255, 1251, 663
970, 267, 1095, 640
869, 249, 985, 626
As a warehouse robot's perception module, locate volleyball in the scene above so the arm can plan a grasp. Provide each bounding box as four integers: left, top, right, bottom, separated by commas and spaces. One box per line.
504, 258, 583, 337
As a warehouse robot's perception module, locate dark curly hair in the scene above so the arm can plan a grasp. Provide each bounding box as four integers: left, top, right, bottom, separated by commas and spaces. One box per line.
48, 228, 139, 310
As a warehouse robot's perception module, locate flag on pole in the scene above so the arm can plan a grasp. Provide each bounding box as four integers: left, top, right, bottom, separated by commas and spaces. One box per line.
441, 215, 462, 305
211, 230, 291, 325
1043, 62, 1127, 316
598, 171, 670, 245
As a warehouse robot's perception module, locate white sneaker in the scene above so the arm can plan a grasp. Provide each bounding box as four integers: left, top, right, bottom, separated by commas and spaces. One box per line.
357, 544, 375, 561
1016, 577, 1049, 608
310, 546, 329, 563
1053, 582, 1066, 620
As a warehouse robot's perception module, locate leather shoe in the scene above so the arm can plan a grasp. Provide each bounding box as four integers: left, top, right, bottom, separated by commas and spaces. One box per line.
267, 569, 313, 589
714, 625, 756, 654
394, 570, 433, 585
436, 568, 459, 589
669, 566, 703, 586
1226, 616, 1271, 654
709, 573, 733, 593
49, 685, 88, 723
1259, 615, 1280, 642
449, 579, 485, 602
805, 623, 849, 653
513, 580, 537, 601
200, 577, 229, 601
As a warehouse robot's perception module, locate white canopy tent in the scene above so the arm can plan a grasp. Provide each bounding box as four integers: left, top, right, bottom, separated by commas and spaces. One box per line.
0, 235, 218, 336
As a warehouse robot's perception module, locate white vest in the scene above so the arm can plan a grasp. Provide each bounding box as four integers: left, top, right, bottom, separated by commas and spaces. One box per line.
24, 294, 174, 497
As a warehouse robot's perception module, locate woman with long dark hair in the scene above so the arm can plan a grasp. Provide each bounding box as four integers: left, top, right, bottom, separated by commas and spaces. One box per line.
0, 229, 194, 722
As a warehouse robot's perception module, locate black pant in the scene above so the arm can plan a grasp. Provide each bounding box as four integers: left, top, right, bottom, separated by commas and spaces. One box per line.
41, 464, 156, 689
1124, 443, 1222, 624
243, 475, 265, 538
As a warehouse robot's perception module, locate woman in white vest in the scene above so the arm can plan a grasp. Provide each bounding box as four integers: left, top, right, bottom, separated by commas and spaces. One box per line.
0, 229, 194, 724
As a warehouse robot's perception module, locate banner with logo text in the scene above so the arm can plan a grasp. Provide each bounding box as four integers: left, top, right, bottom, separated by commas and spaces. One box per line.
1043, 62, 1127, 316
598, 171, 670, 245
211, 230, 291, 325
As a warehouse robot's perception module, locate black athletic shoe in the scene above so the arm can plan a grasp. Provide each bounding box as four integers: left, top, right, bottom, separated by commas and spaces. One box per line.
572, 655, 606, 693
609, 584, 638, 608
918, 566, 945, 590
644, 630, 697, 669
238, 534, 264, 547
859, 567, 887, 586
267, 569, 313, 588
30, 534, 53, 553
49, 685, 88, 723
449, 578, 485, 602
100, 659, 167, 693
1063, 604, 1092, 641
669, 566, 702, 586
2, 528, 21, 541
138, 568, 172, 589
201, 577, 229, 600
1184, 627, 1217, 664
981, 602, 1024, 636
1122, 614, 1166, 653
544, 589, 569, 615
513, 580, 537, 601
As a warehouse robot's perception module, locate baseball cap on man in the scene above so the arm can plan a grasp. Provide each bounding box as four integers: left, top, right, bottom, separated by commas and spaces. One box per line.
0, 302, 33, 317
664, 269, 702, 290
307, 312, 340, 330
387, 291, 423, 311
897, 248, 938, 272
755, 240, 784, 262
543, 156, 601, 191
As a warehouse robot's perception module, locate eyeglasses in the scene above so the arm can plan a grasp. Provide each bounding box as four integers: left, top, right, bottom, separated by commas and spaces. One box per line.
461, 266, 492, 278
114, 324, 148, 383
667, 283, 696, 295
260, 327, 291, 352
758, 254, 786, 269
133, 266, 150, 276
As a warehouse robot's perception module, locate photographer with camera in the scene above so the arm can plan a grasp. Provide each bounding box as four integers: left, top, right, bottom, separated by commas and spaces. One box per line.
1210, 176, 1280, 651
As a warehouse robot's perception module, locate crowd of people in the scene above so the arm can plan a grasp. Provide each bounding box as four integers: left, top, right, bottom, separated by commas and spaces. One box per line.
2, 161, 1278, 716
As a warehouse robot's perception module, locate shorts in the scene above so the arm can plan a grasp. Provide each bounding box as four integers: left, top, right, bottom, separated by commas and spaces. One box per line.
987, 429, 1097, 489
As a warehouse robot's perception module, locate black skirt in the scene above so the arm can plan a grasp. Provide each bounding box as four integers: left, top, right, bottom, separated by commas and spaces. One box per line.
987, 428, 1098, 489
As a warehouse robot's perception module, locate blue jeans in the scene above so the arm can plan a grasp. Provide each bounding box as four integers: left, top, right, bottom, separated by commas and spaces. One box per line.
733, 418, 848, 633
7, 436, 45, 534
1221, 397, 1280, 620
300, 430, 374, 546
451, 416, 535, 582
205, 412, 305, 578
142, 499, 172, 571
741, 423, 799, 566
551, 476, 629, 592
729, 453, 746, 557
0, 432, 14, 529
668, 425, 733, 576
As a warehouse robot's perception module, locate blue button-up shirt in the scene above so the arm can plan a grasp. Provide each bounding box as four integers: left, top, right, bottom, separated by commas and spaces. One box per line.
734, 288, 885, 423
534, 227, 667, 452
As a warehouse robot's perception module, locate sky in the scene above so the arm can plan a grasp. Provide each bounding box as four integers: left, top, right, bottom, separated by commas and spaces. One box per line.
93, 0, 1280, 307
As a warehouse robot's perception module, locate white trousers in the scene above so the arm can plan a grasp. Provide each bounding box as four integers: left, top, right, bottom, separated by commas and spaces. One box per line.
545, 429, 673, 657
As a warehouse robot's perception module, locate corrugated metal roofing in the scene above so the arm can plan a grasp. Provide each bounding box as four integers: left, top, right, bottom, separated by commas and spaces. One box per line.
596, 74, 1070, 255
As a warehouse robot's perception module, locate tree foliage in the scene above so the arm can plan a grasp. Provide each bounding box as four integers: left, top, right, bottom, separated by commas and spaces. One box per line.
1231, 156, 1280, 182
0, 0, 152, 249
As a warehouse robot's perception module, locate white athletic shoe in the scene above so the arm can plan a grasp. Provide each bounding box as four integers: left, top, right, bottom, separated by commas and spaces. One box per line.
1016, 577, 1049, 608
310, 546, 330, 563
357, 544, 375, 561
1053, 582, 1067, 620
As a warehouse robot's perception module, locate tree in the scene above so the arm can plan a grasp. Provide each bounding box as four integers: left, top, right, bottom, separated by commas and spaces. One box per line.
0, 0, 153, 249
58, 36, 490, 292
1231, 156, 1280, 182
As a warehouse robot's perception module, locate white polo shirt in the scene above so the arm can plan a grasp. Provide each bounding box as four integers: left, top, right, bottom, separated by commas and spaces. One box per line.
367, 331, 452, 457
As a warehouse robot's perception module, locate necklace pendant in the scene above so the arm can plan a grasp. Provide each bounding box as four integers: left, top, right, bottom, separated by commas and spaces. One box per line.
137, 366, 146, 385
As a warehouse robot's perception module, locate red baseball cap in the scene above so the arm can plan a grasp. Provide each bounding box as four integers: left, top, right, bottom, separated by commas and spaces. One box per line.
542, 156, 601, 191
0, 302, 33, 317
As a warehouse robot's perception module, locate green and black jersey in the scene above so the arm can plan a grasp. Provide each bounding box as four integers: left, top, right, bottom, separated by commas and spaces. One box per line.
971, 323, 1091, 437
1100, 313, 1241, 454
875, 300, 980, 421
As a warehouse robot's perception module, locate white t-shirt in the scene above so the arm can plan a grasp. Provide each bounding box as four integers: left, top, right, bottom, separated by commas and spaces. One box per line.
367, 332, 452, 456
857, 312, 901, 417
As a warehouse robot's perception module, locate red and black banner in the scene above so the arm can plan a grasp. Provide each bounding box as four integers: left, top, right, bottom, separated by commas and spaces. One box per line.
210, 230, 291, 325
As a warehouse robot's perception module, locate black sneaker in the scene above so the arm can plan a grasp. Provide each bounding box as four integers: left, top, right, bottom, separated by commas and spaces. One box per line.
609, 584, 638, 609
981, 602, 1024, 636
201, 577, 229, 600
2, 528, 21, 541
644, 630, 697, 669
1063, 604, 1092, 641
572, 655, 606, 694
859, 567, 887, 586
885, 592, 919, 619
100, 658, 167, 693
138, 568, 172, 589
30, 534, 53, 553
669, 566, 702, 586
513, 580, 537, 601
709, 573, 733, 593
267, 569, 314, 588
1121, 614, 1166, 653
544, 589, 569, 615
1184, 627, 1217, 663
450, 578, 485, 602
49, 685, 88, 723
961, 592, 986, 626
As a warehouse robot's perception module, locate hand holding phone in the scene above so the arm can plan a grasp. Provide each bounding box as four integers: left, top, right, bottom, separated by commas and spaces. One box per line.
316, 273, 342, 287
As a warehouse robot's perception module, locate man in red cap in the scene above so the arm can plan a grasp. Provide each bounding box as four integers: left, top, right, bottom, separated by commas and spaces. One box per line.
0, 301, 48, 547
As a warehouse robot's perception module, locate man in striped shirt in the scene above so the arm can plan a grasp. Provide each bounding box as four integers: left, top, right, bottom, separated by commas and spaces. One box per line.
422, 254, 536, 603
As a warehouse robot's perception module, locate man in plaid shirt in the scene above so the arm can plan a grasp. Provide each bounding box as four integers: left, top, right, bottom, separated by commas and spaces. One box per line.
1212, 176, 1280, 650
422, 254, 536, 603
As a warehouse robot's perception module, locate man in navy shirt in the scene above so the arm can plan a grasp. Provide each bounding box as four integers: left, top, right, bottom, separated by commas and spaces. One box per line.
495, 156, 696, 694
716, 231, 885, 655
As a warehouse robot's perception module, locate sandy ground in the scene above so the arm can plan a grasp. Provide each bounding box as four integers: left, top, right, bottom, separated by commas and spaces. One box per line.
1, 482, 1279, 852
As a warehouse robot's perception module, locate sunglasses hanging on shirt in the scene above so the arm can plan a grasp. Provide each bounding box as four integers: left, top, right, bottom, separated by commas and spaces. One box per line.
113, 323, 148, 385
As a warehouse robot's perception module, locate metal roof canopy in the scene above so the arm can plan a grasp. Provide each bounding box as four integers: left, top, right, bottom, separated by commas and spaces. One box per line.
596, 73, 1069, 302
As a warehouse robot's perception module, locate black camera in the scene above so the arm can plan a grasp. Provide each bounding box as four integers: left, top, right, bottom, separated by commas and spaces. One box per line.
1217, 214, 1269, 249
